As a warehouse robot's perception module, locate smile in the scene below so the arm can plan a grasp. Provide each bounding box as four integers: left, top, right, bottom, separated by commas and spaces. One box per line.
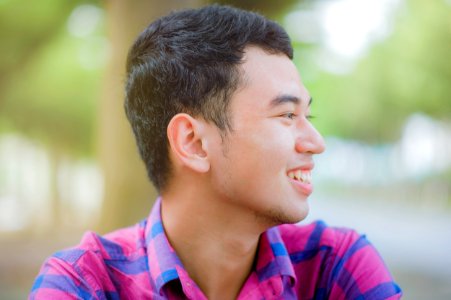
287, 170, 311, 184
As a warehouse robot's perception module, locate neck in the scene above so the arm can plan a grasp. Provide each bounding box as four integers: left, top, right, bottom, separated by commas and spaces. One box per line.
161, 188, 267, 300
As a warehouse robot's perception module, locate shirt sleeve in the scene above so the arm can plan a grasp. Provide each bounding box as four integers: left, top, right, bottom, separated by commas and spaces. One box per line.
29, 257, 95, 299
29, 255, 99, 300
328, 232, 402, 299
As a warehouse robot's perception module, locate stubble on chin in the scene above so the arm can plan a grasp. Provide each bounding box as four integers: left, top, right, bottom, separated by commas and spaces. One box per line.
253, 205, 305, 228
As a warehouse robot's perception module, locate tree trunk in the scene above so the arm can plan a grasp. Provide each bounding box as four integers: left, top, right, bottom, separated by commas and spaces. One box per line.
97, 0, 204, 233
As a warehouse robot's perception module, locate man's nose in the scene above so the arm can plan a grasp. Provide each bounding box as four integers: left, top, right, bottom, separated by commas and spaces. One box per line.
295, 121, 326, 154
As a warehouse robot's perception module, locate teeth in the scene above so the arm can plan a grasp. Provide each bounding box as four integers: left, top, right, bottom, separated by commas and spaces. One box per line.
295, 170, 302, 181
301, 172, 307, 182
288, 170, 311, 183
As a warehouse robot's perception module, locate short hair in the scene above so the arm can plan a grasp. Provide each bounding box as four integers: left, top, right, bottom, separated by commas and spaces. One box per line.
124, 4, 293, 192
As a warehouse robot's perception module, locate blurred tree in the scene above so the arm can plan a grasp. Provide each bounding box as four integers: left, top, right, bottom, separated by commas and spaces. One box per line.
0, 0, 100, 154
0, 0, 102, 230
215, 0, 299, 18
307, 0, 451, 142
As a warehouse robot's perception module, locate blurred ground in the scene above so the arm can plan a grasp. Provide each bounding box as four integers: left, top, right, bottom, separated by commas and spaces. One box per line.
1, 189, 451, 299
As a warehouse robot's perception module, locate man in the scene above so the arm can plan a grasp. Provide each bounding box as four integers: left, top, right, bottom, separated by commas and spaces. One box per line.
30, 5, 402, 299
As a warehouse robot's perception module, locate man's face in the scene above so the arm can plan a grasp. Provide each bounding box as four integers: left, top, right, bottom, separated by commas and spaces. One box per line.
206, 46, 325, 226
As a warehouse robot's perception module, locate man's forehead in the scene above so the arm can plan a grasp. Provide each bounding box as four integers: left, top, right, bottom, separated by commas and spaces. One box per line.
237, 47, 310, 108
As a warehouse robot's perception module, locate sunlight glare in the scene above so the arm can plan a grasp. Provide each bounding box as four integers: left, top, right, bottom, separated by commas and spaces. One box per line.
321, 0, 401, 58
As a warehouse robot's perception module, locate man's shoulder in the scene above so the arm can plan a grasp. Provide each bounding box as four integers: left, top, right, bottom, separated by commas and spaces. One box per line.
275, 221, 402, 298
30, 221, 150, 299
276, 220, 363, 254
55, 220, 147, 265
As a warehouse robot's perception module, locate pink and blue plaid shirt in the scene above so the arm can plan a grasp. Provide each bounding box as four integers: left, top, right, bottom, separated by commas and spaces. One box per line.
30, 198, 401, 299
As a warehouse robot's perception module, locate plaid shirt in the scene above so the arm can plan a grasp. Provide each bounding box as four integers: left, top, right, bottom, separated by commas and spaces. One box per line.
30, 198, 401, 299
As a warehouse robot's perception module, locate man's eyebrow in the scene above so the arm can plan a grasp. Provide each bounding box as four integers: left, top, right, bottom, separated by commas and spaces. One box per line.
269, 94, 313, 107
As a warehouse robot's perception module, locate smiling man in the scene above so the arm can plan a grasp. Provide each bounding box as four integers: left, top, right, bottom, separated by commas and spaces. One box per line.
30, 5, 402, 299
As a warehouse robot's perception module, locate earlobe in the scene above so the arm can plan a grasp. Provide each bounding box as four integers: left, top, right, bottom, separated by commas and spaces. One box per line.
167, 113, 210, 173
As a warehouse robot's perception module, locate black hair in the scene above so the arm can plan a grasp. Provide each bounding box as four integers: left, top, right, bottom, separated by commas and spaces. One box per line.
124, 4, 293, 191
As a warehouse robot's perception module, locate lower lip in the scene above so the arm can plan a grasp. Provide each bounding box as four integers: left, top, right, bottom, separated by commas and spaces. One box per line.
288, 178, 313, 196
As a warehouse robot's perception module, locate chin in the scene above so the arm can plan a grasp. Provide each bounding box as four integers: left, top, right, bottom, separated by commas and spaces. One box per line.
279, 199, 310, 224
256, 204, 309, 227
285, 209, 309, 224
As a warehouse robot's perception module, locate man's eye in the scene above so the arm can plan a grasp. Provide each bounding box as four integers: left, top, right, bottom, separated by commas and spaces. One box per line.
306, 115, 316, 120
282, 113, 296, 119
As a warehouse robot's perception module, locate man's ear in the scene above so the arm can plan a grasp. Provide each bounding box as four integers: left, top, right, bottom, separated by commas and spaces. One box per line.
167, 113, 210, 173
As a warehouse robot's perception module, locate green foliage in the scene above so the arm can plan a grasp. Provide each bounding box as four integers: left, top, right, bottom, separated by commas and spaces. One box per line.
0, 0, 104, 156
213, 0, 300, 18
301, 0, 451, 142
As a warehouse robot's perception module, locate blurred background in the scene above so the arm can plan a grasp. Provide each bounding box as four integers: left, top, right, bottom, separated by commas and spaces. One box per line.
0, 0, 450, 299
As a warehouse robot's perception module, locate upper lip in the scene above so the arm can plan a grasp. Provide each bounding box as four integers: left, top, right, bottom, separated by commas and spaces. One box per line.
286, 163, 314, 173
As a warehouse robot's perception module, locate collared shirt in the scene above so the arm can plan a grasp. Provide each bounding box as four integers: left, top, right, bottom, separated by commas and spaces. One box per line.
30, 198, 402, 299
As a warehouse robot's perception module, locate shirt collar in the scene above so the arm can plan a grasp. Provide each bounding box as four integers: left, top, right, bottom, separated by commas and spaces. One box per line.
144, 197, 296, 294
256, 226, 296, 285
144, 197, 183, 293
